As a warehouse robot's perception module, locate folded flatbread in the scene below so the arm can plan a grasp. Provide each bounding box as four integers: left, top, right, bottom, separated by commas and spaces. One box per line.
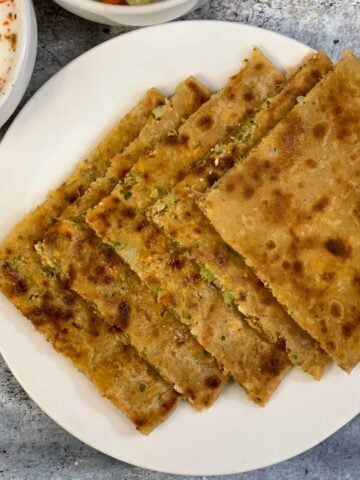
203, 51, 360, 372
40, 220, 227, 408
37, 78, 227, 410
86, 51, 291, 404
151, 52, 332, 379
94, 48, 285, 212
0, 88, 181, 434
87, 201, 290, 404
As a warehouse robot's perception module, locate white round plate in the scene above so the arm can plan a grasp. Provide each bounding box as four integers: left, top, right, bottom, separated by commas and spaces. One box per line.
0, 21, 359, 476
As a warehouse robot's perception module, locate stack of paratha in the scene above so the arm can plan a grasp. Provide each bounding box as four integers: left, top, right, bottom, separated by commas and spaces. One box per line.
1, 47, 359, 434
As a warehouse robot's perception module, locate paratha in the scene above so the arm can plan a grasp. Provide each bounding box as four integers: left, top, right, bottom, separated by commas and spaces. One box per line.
85, 50, 292, 404
92, 48, 285, 212
63, 77, 212, 220
150, 52, 332, 379
87, 200, 290, 404
37, 78, 226, 410
40, 220, 227, 408
203, 51, 360, 372
0, 88, 181, 434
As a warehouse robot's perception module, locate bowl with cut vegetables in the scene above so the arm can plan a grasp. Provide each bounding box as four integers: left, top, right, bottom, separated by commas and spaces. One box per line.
53, 0, 208, 26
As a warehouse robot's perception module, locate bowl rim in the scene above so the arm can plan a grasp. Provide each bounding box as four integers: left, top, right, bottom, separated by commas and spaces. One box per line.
0, 0, 31, 108
64, 0, 194, 15
0, 0, 37, 127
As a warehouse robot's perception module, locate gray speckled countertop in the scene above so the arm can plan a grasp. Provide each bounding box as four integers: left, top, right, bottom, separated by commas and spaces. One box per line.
0, 0, 360, 478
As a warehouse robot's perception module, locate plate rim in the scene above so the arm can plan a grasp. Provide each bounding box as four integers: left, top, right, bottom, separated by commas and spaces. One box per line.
0, 20, 359, 476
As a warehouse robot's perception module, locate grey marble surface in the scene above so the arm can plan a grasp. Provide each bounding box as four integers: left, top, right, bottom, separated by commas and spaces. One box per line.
0, 0, 360, 478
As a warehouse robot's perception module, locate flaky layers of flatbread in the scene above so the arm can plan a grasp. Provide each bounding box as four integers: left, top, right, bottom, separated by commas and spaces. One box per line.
150, 52, 332, 379
86, 50, 292, 404
38, 78, 228, 410
0, 88, 181, 434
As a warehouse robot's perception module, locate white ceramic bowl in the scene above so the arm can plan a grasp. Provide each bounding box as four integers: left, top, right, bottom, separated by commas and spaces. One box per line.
53, 0, 208, 26
0, 0, 37, 129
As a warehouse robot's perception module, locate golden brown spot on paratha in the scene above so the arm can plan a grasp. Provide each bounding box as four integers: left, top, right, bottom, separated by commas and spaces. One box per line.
322, 271, 336, 281
134, 417, 147, 430
135, 219, 147, 232
320, 320, 328, 334
292, 260, 303, 274
260, 340, 286, 377
243, 90, 255, 102
197, 114, 214, 131
312, 196, 330, 212
330, 301, 343, 318
310, 68, 321, 80
336, 128, 351, 142
64, 190, 81, 204
87, 315, 100, 338
352, 201, 360, 224
225, 178, 236, 192
144, 226, 160, 250
324, 237, 352, 259
175, 169, 186, 183
282, 260, 290, 270
204, 375, 221, 389
266, 240, 276, 250
224, 86, 235, 100
164, 134, 179, 145
122, 206, 136, 219
2, 267, 28, 296
168, 255, 186, 270
342, 319, 359, 338
306, 158, 317, 168
42, 302, 74, 321
160, 395, 179, 415
326, 340, 335, 351
184, 388, 195, 401
312, 122, 328, 139
117, 300, 130, 331
302, 235, 318, 249
44, 230, 59, 245
109, 196, 120, 206
332, 104, 343, 116
352, 273, 360, 292
264, 189, 292, 223
160, 291, 176, 307
15, 278, 28, 294
187, 79, 209, 105
94, 211, 111, 228
178, 134, 190, 146
43, 291, 53, 302
103, 246, 121, 266
242, 184, 255, 198
67, 264, 76, 285
280, 113, 303, 158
